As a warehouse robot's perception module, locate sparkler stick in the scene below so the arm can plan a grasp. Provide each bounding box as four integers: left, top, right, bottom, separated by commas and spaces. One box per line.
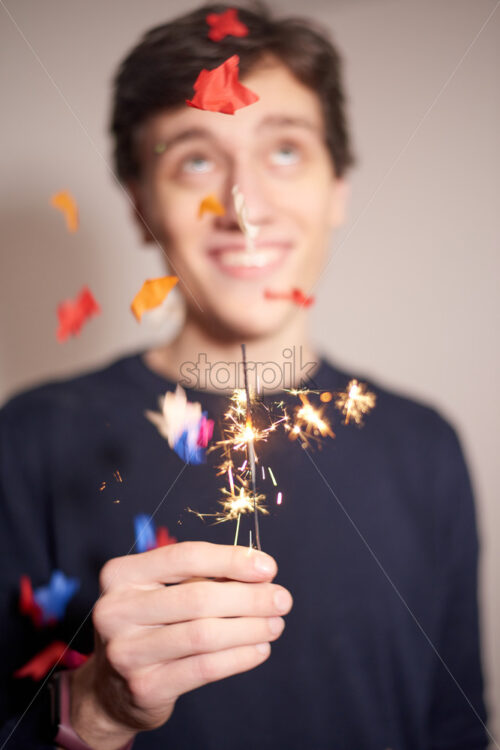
234, 513, 241, 546
241, 343, 261, 551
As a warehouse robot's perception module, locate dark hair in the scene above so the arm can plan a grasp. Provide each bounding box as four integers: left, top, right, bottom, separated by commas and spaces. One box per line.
110, 2, 356, 182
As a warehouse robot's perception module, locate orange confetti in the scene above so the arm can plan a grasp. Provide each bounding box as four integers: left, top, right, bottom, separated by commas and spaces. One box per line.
130, 276, 178, 322
320, 392, 333, 403
198, 194, 226, 218
50, 190, 78, 233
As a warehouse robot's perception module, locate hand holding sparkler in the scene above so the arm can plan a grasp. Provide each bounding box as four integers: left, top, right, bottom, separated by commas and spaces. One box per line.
69, 542, 292, 746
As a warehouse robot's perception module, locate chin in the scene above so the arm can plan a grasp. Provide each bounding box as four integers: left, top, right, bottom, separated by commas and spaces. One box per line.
200, 300, 297, 342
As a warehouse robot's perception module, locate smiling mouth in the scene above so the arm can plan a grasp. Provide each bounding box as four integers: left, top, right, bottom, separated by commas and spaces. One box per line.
208, 241, 292, 277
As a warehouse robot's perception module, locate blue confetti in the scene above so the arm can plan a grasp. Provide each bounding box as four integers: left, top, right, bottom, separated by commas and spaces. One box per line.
33, 571, 79, 624
134, 514, 157, 553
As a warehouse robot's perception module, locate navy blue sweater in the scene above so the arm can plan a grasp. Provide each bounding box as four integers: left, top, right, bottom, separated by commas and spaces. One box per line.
0, 353, 488, 749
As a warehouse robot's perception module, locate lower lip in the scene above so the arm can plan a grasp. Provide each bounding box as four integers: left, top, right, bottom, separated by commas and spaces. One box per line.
208, 245, 291, 279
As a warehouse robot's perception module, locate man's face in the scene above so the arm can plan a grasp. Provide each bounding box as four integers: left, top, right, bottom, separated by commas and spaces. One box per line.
130, 59, 348, 339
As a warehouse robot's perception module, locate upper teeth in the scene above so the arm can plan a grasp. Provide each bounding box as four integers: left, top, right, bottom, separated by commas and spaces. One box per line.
217, 249, 281, 268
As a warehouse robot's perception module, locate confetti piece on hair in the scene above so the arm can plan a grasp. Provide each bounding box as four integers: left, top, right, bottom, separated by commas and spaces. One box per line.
206, 8, 249, 41
130, 276, 178, 322
13, 641, 88, 681
198, 194, 226, 218
20, 571, 79, 627
145, 386, 214, 465
56, 286, 100, 342
264, 288, 315, 308
186, 55, 259, 115
50, 190, 78, 232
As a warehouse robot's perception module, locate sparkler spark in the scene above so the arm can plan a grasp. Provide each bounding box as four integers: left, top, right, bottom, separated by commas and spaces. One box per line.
335, 379, 376, 425
285, 393, 335, 447
217, 486, 268, 523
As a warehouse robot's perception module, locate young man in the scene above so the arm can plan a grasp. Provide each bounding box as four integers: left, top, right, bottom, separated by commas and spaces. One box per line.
0, 4, 488, 748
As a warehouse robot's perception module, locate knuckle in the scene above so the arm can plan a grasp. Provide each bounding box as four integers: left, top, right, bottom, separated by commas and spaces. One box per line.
105, 638, 133, 677
254, 583, 271, 613
128, 671, 154, 705
182, 582, 207, 618
195, 652, 219, 684
99, 559, 119, 591
188, 619, 213, 653
92, 598, 112, 635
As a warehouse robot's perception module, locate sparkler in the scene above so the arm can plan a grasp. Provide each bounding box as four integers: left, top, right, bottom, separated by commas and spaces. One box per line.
335, 379, 376, 425
187, 356, 375, 549
241, 343, 261, 550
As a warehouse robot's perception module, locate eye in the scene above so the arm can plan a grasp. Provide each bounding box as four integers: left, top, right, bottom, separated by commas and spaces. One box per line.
181, 155, 214, 174
269, 144, 301, 167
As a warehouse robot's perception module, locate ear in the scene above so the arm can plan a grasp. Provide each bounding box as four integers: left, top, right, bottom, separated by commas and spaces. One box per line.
126, 179, 157, 245
328, 178, 350, 229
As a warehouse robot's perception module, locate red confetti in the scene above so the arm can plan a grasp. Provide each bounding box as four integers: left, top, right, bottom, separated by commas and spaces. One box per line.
206, 8, 249, 42
13, 641, 89, 681
186, 55, 259, 115
156, 526, 177, 547
19, 575, 44, 628
264, 288, 315, 308
56, 286, 101, 342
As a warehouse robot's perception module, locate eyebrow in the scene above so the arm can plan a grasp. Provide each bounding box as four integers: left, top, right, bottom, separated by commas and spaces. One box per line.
152, 127, 217, 156
152, 114, 322, 157
256, 114, 321, 133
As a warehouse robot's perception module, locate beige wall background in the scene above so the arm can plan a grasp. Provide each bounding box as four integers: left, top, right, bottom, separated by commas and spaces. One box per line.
1, 0, 499, 741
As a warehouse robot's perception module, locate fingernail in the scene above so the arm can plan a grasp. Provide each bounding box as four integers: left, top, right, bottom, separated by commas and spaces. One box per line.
268, 616, 285, 636
253, 553, 275, 575
274, 589, 292, 614
256, 642, 270, 655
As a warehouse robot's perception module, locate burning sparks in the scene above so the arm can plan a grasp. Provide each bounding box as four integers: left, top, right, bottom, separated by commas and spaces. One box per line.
217, 486, 268, 524
189, 357, 375, 547
335, 379, 376, 425
284, 393, 334, 448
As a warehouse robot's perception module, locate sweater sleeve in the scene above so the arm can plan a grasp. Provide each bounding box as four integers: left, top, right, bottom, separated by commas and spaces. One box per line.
0, 393, 58, 746
429, 421, 489, 749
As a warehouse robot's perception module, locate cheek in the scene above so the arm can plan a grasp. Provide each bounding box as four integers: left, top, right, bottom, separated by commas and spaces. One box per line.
278, 173, 333, 242
149, 180, 207, 255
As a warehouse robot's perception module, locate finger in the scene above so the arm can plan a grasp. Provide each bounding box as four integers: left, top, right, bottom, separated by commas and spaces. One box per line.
115, 580, 293, 627
130, 644, 272, 708
100, 542, 277, 590
108, 616, 285, 671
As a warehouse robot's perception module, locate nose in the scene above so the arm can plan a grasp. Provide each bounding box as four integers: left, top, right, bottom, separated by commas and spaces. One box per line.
215, 158, 273, 233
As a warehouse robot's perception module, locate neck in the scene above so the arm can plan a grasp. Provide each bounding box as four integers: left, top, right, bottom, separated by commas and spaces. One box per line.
144, 310, 320, 393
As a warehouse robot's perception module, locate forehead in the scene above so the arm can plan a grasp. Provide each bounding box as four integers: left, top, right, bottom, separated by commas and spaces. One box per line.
137, 61, 326, 152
